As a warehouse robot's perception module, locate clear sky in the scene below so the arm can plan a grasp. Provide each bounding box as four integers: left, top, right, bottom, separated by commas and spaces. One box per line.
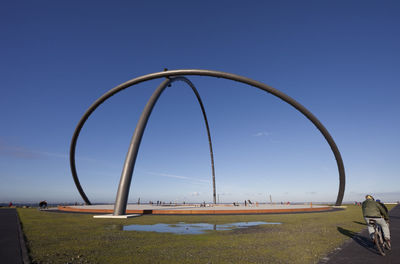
1, 1, 399, 204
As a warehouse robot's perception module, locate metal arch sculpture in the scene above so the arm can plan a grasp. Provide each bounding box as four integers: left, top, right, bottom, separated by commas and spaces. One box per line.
70, 69, 345, 215
70, 76, 216, 206
114, 76, 217, 215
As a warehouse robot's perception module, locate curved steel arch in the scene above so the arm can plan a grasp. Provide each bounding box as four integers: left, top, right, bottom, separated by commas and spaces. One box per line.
70, 76, 216, 206
70, 69, 345, 214
114, 77, 217, 214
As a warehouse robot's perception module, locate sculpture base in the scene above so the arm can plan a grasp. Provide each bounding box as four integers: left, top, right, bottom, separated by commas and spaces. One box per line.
58, 203, 334, 215
93, 214, 141, 219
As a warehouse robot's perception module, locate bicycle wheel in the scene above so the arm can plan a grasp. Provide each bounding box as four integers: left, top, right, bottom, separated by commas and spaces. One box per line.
374, 229, 386, 256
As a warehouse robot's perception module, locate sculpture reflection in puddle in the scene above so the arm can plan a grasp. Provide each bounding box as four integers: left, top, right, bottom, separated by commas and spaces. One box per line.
123, 221, 281, 235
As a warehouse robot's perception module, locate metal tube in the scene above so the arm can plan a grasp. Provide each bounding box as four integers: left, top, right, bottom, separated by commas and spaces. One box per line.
196, 92, 217, 205
113, 77, 216, 215
113, 78, 171, 215
174, 77, 217, 204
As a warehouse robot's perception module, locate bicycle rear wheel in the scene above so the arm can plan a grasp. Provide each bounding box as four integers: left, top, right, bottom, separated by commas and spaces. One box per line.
374, 230, 386, 256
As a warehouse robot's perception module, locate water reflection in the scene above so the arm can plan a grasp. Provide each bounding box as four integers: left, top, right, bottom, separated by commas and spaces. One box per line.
123, 221, 281, 234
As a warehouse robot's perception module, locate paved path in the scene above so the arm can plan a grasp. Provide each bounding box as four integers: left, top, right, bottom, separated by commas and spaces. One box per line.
320, 204, 400, 264
0, 208, 29, 264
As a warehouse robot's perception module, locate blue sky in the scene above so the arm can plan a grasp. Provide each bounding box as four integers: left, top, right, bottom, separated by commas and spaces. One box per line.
1, 1, 399, 204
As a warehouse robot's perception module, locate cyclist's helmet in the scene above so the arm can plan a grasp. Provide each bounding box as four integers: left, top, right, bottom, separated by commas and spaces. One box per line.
366, 194, 374, 200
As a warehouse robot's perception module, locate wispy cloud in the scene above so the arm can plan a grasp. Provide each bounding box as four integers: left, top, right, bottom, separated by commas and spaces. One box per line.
219, 192, 232, 196
0, 143, 42, 159
0, 141, 96, 162
145, 171, 210, 185
252, 131, 280, 143
34, 150, 97, 162
253, 131, 270, 137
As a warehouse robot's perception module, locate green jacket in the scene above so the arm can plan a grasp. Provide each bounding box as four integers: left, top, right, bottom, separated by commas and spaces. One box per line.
362, 199, 389, 219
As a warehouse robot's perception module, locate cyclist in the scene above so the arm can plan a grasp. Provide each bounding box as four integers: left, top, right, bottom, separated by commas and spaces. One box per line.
362, 195, 390, 247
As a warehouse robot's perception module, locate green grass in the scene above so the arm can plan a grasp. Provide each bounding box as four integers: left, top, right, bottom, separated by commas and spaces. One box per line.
17, 204, 395, 264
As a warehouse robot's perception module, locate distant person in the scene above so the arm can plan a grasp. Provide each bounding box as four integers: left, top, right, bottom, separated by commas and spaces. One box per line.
8, 202, 12, 207
362, 195, 390, 247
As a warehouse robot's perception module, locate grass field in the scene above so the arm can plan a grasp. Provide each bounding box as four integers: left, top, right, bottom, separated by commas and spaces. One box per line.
17, 204, 395, 264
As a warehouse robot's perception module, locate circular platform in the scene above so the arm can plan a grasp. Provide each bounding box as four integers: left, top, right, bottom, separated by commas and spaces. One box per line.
58, 203, 333, 215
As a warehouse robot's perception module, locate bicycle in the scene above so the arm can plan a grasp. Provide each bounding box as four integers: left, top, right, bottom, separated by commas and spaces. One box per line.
369, 219, 391, 256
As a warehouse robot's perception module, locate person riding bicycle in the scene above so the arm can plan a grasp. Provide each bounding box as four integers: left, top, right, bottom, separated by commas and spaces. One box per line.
362, 195, 390, 247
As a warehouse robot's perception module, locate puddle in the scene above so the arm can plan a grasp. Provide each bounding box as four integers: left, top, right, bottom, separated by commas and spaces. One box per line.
123, 221, 281, 234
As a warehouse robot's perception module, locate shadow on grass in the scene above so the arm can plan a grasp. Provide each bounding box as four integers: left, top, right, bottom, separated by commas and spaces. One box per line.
337, 227, 376, 254
353, 221, 367, 226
